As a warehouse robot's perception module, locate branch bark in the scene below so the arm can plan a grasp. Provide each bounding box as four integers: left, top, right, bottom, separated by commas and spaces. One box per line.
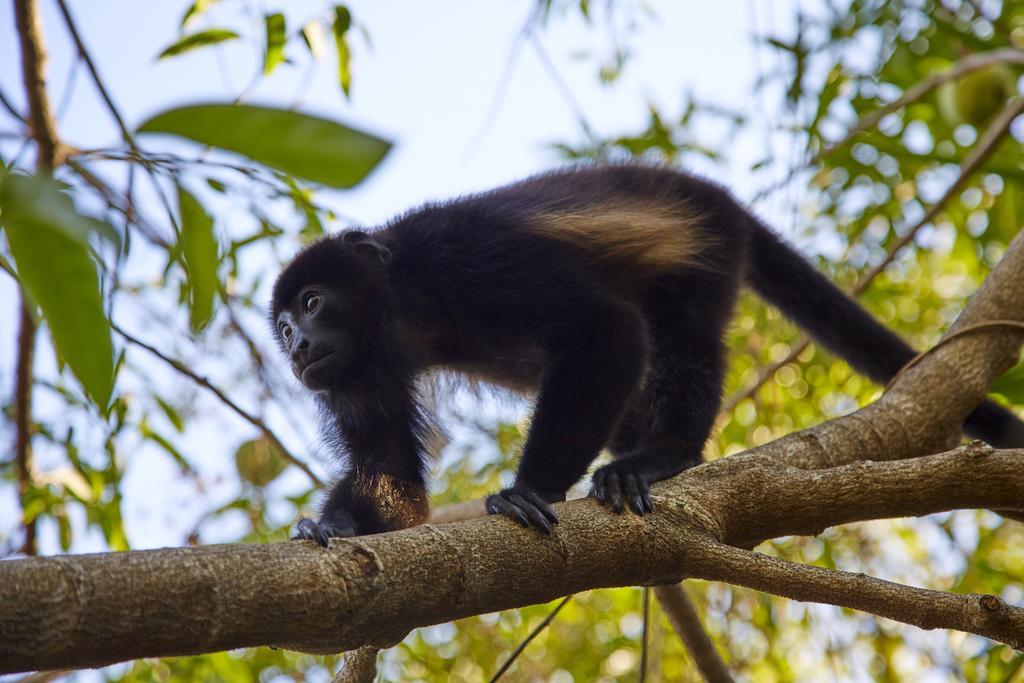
2, 442, 1021, 673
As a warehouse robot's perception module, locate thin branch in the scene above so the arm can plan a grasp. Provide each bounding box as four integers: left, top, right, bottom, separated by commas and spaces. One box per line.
13, 0, 63, 557
13, 305, 37, 556
463, 1, 542, 157
111, 323, 323, 488
490, 595, 572, 682
688, 540, 1024, 649
813, 49, 1024, 164
64, 157, 171, 248
529, 34, 596, 142
332, 646, 378, 683
53, 0, 131, 144
0, 85, 26, 124
638, 588, 649, 683
724, 96, 1024, 413
652, 583, 732, 683
53, 0, 180, 234
754, 47, 1024, 200
854, 97, 1024, 291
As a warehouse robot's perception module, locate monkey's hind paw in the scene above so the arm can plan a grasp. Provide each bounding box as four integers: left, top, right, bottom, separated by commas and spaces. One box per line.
293, 516, 355, 547
486, 486, 560, 534
590, 462, 653, 515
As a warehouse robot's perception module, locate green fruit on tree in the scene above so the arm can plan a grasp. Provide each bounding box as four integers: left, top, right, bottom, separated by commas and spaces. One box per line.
939, 63, 1018, 127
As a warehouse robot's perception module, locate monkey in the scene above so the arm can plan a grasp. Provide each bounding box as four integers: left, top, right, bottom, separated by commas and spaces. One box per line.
271, 163, 1024, 545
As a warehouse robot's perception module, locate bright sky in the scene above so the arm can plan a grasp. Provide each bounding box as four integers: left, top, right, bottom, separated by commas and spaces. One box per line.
0, 0, 803, 554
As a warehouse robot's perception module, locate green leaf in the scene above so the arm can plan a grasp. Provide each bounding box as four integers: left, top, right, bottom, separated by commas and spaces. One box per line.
235, 436, 287, 487
176, 185, 220, 333
263, 13, 286, 75
138, 103, 390, 188
332, 6, 353, 96
158, 29, 239, 60
0, 174, 115, 408
155, 396, 185, 433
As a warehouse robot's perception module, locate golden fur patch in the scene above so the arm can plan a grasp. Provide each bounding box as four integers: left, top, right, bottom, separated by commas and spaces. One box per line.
530, 199, 706, 271
352, 471, 430, 529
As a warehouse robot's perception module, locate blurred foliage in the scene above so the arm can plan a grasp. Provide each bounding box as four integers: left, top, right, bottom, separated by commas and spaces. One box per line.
1, 0, 1024, 682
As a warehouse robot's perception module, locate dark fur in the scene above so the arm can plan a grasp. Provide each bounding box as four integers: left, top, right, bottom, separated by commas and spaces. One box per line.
272, 163, 1024, 540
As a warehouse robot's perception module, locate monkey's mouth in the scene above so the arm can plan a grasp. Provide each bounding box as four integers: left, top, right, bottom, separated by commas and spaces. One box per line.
299, 351, 337, 386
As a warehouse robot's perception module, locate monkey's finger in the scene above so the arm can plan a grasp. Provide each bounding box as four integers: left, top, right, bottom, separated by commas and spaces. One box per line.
295, 518, 329, 547
322, 520, 356, 539
508, 493, 552, 534
624, 473, 644, 515
640, 482, 654, 514
606, 472, 624, 513
591, 470, 607, 503
488, 495, 531, 528
523, 490, 560, 525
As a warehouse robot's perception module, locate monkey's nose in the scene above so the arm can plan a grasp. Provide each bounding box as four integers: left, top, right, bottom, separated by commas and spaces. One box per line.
290, 337, 311, 366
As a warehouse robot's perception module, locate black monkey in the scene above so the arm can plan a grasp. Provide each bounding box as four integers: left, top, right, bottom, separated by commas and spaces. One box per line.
271, 164, 1024, 544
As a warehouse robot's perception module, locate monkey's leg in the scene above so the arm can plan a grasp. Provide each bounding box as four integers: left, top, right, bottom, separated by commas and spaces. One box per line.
592, 296, 727, 515
295, 412, 431, 546
487, 297, 649, 532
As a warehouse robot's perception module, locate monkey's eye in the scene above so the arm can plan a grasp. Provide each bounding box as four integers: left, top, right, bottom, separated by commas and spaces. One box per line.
279, 322, 292, 340
303, 293, 321, 313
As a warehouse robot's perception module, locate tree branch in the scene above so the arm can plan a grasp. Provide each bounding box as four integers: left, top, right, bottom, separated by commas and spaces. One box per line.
11, 0, 63, 557
687, 540, 1024, 650
3, 441, 1021, 672
13, 304, 37, 556
652, 583, 732, 683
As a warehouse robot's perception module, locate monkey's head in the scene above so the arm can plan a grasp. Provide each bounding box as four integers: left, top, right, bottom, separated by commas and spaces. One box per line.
271, 230, 393, 393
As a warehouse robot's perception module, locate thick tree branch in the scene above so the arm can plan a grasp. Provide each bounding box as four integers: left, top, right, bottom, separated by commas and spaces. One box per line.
3, 440, 1021, 673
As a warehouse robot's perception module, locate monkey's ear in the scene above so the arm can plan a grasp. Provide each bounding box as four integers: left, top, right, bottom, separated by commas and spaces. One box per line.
342, 230, 392, 265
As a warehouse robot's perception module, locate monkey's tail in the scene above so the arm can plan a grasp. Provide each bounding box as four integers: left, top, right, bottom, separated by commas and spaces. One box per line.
743, 215, 1024, 448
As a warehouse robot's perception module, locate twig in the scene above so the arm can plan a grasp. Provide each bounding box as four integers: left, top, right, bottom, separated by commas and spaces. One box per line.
0, 86, 26, 123
489, 595, 572, 682
111, 323, 323, 487
638, 587, 649, 683
753, 48, 1024, 201
529, 34, 596, 142
53, 0, 131, 144
463, 1, 543, 157
724, 96, 1024, 412
13, 305, 37, 556
53, 0, 180, 234
653, 584, 732, 683
64, 157, 171, 248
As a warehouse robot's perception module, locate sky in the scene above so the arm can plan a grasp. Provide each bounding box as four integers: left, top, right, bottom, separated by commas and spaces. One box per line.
0, 0, 804, 554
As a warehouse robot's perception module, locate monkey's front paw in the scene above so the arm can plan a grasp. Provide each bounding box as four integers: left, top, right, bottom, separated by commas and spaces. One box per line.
486, 486, 561, 534
293, 510, 356, 547
590, 461, 653, 515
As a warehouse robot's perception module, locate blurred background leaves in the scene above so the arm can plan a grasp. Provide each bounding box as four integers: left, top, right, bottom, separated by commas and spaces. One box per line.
1, 0, 1023, 681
